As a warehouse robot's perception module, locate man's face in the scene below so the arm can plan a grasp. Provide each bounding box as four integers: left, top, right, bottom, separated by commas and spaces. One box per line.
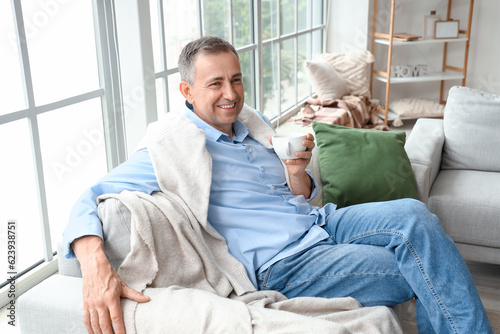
181, 51, 244, 136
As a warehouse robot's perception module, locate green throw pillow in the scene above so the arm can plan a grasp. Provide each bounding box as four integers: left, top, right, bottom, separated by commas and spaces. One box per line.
312, 122, 418, 208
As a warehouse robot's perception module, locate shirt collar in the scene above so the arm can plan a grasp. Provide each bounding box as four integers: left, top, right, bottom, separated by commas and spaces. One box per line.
183, 104, 249, 143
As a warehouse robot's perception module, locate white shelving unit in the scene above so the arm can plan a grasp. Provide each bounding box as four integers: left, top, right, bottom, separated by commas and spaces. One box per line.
370, 0, 474, 124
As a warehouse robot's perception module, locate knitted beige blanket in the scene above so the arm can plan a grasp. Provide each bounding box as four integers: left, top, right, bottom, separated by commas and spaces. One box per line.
102, 105, 402, 333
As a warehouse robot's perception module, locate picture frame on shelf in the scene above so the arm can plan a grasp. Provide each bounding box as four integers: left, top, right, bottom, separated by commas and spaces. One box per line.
434, 20, 460, 39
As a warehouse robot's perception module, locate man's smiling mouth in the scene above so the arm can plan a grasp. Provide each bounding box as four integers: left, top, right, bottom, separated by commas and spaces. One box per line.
218, 103, 236, 109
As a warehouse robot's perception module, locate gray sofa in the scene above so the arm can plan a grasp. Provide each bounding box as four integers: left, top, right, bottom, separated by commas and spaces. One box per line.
405, 86, 500, 265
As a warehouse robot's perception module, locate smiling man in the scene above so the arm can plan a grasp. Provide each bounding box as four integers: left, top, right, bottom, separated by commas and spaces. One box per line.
64, 36, 493, 334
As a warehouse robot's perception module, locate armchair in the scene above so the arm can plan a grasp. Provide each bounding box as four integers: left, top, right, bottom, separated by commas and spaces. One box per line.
405, 86, 500, 265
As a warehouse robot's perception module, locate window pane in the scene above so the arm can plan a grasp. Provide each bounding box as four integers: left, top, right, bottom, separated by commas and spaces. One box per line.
239, 51, 255, 108
297, 0, 311, 32
37, 99, 107, 251
164, 0, 199, 69
21, 1, 99, 105
297, 34, 310, 101
280, 38, 295, 111
149, 0, 163, 72
0, 0, 26, 114
280, 0, 295, 35
312, 29, 323, 58
262, 43, 279, 119
233, 0, 252, 48
0, 119, 44, 274
202, 0, 229, 41
168, 72, 185, 113
262, 0, 278, 40
313, 0, 324, 27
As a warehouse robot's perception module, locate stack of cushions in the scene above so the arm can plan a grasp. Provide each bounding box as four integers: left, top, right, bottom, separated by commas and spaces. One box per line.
312, 122, 418, 208
305, 49, 375, 101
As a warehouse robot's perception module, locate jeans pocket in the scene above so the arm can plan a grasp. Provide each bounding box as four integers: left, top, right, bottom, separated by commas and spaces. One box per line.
256, 263, 287, 291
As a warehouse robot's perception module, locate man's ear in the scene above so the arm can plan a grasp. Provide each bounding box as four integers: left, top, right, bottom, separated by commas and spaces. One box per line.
179, 81, 194, 103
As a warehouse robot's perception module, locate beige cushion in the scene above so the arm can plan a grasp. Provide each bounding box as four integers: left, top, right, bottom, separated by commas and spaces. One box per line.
322, 50, 374, 98
390, 98, 445, 127
305, 59, 349, 101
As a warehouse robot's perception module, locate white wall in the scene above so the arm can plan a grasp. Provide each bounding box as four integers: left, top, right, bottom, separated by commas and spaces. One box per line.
326, 0, 371, 53
326, 0, 500, 103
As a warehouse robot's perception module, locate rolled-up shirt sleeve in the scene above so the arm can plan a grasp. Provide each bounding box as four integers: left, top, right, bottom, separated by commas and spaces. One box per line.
62, 148, 160, 258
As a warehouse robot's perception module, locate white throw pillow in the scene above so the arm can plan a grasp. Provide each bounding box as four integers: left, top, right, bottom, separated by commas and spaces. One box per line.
305, 59, 349, 101
322, 50, 374, 98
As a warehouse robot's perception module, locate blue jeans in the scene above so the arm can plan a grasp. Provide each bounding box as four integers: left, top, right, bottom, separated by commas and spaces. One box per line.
257, 199, 493, 334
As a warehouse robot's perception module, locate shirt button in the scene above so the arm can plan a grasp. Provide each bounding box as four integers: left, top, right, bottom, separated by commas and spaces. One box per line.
248, 148, 253, 153
260, 167, 265, 172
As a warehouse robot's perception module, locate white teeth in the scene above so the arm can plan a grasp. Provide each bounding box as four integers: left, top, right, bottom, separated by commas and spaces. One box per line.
219, 103, 235, 109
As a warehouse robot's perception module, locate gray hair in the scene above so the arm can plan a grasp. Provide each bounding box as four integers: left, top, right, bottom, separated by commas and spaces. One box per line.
178, 36, 239, 85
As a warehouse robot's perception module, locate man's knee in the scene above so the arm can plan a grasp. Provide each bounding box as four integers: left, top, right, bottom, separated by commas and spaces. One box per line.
395, 198, 433, 218
396, 198, 443, 235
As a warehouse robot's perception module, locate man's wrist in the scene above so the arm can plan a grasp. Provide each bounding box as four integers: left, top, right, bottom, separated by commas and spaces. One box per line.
73, 235, 107, 269
289, 170, 312, 199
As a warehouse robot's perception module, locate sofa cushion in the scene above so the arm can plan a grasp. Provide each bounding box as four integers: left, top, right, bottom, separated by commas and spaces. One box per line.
18, 275, 86, 334
442, 86, 500, 172
429, 169, 500, 248
312, 122, 418, 208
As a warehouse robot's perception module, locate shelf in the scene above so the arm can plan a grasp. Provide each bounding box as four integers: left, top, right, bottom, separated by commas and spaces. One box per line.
374, 71, 465, 84
370, 0, 474, 124
375, 35, 468, 46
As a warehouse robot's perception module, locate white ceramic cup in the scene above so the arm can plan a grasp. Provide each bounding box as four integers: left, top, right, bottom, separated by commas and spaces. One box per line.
272, 133, 307, 160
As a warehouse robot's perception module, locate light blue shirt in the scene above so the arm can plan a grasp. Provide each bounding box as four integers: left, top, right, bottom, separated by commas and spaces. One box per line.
63, 108, 334, 286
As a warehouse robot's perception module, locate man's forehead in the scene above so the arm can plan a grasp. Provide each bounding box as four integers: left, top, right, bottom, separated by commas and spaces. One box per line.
194, 51, 241, 79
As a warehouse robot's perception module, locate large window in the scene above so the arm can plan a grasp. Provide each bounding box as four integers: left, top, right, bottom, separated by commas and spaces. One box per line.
0, 0, 119, 305
150, 0, 327, 122
0, 0, 327, 307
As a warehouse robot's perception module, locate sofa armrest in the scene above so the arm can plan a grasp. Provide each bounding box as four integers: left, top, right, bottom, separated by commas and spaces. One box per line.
404, 118, 444, 204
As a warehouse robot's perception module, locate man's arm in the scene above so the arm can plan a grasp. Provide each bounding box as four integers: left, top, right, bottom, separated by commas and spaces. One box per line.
63, 148, 160, 258
65, 148, 159, 333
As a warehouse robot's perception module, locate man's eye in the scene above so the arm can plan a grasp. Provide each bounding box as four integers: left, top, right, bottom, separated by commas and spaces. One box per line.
210, 82, 220, 87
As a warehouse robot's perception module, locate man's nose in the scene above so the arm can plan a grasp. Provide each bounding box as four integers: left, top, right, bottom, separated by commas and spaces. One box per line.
222, 82, 237, 100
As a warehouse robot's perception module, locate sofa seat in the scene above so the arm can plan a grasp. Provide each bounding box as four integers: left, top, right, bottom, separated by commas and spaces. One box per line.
429, 169, 500, 249
18, 275, 86, 333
